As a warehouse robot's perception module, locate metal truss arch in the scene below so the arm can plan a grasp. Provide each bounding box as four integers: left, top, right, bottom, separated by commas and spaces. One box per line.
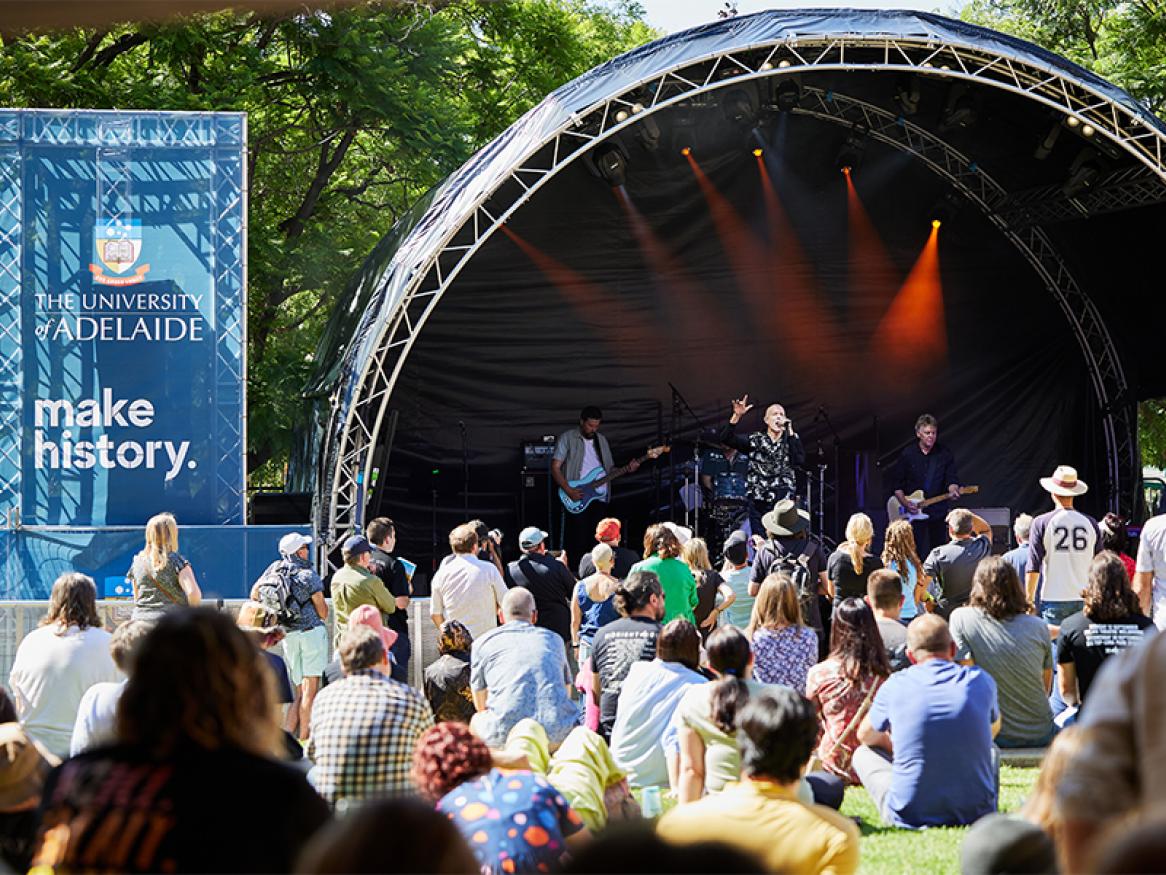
321, 23, 1166, 547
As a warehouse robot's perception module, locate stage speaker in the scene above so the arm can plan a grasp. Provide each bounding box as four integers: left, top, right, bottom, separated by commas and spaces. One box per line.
249, 492, 312, 524
969, 507, 1012, 554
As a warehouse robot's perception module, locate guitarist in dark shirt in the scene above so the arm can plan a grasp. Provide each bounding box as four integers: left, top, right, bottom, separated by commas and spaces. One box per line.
890, 414, 962, 558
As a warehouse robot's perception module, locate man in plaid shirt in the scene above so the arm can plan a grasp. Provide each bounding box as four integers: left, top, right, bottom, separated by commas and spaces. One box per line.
307, 625, 434, 807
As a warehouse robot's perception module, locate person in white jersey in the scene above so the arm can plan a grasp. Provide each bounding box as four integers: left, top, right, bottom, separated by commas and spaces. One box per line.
1133, 512, 1166, 630
1026, 466, 1100, 626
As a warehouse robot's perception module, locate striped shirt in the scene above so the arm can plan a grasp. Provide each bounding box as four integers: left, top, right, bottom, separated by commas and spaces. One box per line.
1028, 506, 1100, 602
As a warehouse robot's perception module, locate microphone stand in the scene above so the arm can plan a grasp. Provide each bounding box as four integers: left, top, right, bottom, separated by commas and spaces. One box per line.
816, 405, 842, 537
668, 382, 710, 537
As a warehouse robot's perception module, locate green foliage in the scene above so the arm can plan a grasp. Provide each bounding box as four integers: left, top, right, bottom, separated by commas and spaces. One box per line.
1140, 400, 1166, 470
0, 1, 656, 485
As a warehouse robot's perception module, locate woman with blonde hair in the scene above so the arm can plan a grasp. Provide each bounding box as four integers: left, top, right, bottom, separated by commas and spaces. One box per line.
571, 542, 621, 663
827, 513, 883, 608
681, 537, 736, 641
127, 512, 201, 622
747, 573, 818, 693
882, 519, 930, 622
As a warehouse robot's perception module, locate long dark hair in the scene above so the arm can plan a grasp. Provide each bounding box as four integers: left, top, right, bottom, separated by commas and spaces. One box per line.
968, 556, 1028, 621
1084, 551, 1141, 623
1099, 513, 1130, 554
43, 572, 102, 631
706, 626, 752, 734
829, 598, 890, 681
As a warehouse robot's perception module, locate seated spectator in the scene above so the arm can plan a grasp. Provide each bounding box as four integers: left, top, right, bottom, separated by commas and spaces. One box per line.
752, 500, 828, 644
431, 524, 508, 640
806, 598, 891, 784
610, 619, 706, 789
1087, 810, 1166, 874
413, 722, 589, 874
959, 813, 1056, 875
571, 543, 620, 665
629, 525, 698, 624
577, 518, 640, 580
564, 825, 765, 874
0, 718, 58, 872
923, 509, 993, 617
882, 519, 927, 624
330, 534, 397, 652
507, 527, 576, 651
720, 531, 754, 629
295, 797, 478, 874
748, 573, 818, 693
1099, 512, 1137, 580
70, 620, 150, 755
308, 625, 434, 806
658, 687, 860, 875
950, 557, 1054, 747
424, 620, 476, 723
590, 571, 665, 741
867, 570, 910, 671
29, 608, 330, 872
1057, 551, 1155, 709
682, 538, 735, 641
235, 600, 296, 713
8, 572, 118, 759
470, 588, 578, 749
854, 614, 1000, 828
1054, 625, 1166, 870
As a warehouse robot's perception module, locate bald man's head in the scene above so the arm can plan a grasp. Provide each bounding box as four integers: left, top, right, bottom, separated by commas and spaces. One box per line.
501, 587, 536, 622
906, 614, 955, 661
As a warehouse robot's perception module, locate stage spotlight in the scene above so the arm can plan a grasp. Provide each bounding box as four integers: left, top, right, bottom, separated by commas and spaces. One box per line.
1081, 124, 1096, 138
1062, 148, 1103, 197
760, 61, 774, 71
634, 114, 661, 152
940, 85, 977, 131
894, 75, 921, 116
929, 191, 962, 226
753, 147, 764, 157
681, 146, 692, 156
722, 87, 759, 126
631, 102, 645, 114
1034, 119, 1062, 160
615, 109, 629, 123
586, 142, 628, 188
835, 125, 866, 172
1067, 116, 1081, 129
932, 219, 942, 229
775, 79, 801, 112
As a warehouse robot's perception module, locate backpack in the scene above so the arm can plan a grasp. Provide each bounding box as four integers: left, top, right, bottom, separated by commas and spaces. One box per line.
769, 540, 817, 608
253, 559, 304, 626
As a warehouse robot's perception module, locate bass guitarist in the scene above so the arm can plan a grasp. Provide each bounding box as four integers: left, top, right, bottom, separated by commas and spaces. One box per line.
890, 413, 962, 557
552, 405, 640, 567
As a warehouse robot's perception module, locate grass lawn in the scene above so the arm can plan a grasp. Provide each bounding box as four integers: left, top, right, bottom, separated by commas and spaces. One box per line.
841, 765, 1041, 875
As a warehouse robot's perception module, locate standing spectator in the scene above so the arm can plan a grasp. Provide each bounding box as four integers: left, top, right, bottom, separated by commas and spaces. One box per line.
827, 513, 884, 607
70, 620, 150, 755
610, 619, 706, 790
1134, 508, 1166, 628
507, 527, 576, 651
854, 614, 1000, 828
571, 543, 620, 665
752, 499, 828, 644
1026, 466, 1100, 627
806, 598, 891, 784
682, 537, 735, 641
590, 571, 665, 741
469, 588, 578, 750
0, 722, 58, 872
125, 512, 201, 622
923, 508, 994, 617
1001, 513, 1036, 587
950, 557, 1054, 747
577, 518, 639, 580
430, 524, 508, 641
413, 722, 589, 874
260, 532, 329, 740
881, 519, 928, 623
658, 687, 860, 875
1057, 551, 1155, 708
330, 534, 396, 652
629, 525, 698, 625
720, 531, 755, 629
308, 625, 434, 807
1098, 513, 1136, 580
29, 608, 330, 872
9, 573, 118, 759
748, 573, 819, 693
424, 620, 476, 724
866, 571, 909, 669
366, 517, 413, 683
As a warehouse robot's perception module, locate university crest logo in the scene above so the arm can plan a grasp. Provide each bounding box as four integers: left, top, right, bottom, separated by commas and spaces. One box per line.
89, 218, 150, 286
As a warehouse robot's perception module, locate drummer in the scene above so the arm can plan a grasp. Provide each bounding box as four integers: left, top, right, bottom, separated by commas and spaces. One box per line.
699, 433, 750, 548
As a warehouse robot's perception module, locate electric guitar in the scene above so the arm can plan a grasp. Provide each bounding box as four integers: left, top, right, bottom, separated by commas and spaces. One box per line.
887, 485, 980, 523
559, 446, 670, 514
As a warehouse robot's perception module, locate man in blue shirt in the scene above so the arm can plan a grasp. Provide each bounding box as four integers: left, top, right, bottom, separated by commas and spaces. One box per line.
854, 614, 1000, 828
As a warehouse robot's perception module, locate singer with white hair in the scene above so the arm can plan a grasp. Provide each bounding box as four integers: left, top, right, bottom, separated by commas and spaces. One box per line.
719, 394, 805, 539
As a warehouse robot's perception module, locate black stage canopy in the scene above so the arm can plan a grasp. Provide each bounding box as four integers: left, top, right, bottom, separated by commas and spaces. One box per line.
291, 9, 1166, 571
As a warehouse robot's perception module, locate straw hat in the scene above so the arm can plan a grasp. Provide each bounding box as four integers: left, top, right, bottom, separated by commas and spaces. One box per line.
1039, 465, 1088, 497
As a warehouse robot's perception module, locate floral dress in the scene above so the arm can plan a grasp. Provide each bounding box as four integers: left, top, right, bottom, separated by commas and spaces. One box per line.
751, 625, 819, 693
805, 658, 885, 784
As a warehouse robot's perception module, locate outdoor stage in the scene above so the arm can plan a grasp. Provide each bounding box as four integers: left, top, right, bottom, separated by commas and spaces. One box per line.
290, 10, 1166, 578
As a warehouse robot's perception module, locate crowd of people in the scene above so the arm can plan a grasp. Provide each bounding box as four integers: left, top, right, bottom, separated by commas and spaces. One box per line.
0, 471, 1164, 874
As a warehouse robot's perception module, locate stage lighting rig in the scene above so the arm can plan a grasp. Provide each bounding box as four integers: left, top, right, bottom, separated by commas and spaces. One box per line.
722, 87, 759, 127
835, 125, 867, 173
1062, 148, 1104, 198
585, 141, 630, 188
939, 84, 977, 131
775, 78, 802, 112
634, 114, 661, 153
893, 75, 921, 116
929, 191, 963, 227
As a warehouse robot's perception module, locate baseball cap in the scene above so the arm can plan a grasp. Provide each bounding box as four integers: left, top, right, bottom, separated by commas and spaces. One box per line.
342, 534, 373, 556
595, 518, 621, 542
279, 532, 312, 557
663, 521, 692, 545
519, 526, 548, 550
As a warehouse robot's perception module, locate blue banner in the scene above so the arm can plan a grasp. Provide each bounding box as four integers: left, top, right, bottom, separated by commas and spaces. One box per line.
0, 110, 246, 527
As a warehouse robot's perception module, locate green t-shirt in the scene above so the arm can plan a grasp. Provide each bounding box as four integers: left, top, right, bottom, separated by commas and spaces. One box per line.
629, 556, 698, 624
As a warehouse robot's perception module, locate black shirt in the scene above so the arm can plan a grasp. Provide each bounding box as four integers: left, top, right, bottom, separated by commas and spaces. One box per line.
753, 536, 826, 633
507, 552, 576, 645
720, 424, 805, 506
263, 650, 295, 704
589, 615, 660, 738
1055, 610, 1156, 701
577, 545, 640, 580
892, 442, 960, 518
367, 546, 411, 639
32, 744, 330, 873
423, 652, 475, 723
826, 548, 885, 606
